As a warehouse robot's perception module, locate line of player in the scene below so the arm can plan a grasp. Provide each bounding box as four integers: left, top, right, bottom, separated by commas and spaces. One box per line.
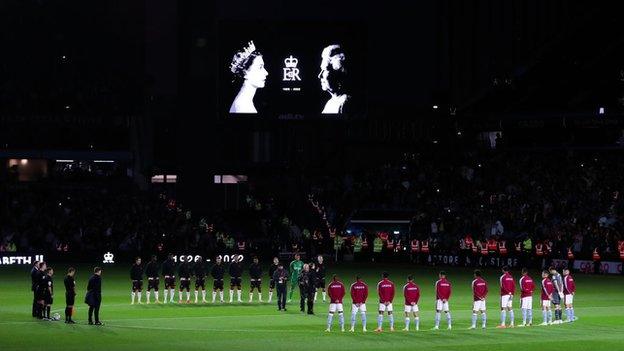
129, 253, 324, 305
323, 266, 576, 332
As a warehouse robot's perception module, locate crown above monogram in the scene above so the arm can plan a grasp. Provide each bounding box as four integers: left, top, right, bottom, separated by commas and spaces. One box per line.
284, 55, 298, 68
230, 40, 257, 73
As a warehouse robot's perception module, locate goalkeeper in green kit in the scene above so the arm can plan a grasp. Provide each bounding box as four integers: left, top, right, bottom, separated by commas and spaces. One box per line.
288, 253, 304, 302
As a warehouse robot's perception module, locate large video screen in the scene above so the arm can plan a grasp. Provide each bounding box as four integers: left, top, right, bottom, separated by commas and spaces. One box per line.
218, 21, 366, 119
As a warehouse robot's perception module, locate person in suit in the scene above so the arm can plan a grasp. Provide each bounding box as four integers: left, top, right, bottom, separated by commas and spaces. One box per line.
85, 267, 103, 325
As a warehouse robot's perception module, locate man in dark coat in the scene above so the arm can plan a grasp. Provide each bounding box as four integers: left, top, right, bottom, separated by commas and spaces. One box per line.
85, 267, 103, 325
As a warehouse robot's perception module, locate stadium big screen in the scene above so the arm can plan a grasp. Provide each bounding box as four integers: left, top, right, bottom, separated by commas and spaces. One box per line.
218, 21, 366, 119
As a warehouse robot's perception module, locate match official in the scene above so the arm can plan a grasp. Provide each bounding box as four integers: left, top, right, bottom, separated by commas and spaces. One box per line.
64, 267, 77, 323
273, 262, 288, 311
85, 267, 103, 325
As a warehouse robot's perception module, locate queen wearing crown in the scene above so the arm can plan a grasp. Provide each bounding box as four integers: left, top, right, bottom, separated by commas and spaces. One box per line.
229, 41, 268, 114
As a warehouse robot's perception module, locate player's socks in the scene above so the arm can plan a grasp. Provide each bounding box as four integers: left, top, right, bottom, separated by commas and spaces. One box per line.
194, 291, 199, 303
258, 293, 262, 302
314, 292, 318, 301
527, 309, 533, 324
405, 317, 410, 330
178, 291, 183, 302
482, 313, 487, 328
377, 314, 383, 329
389, 314, 394, 329
46, 306, 51, 319
322, 291, 326, 302
169, 289, 174, 302
414, 317, 419, 330
237, 289, 242, 302
471, 313, 477, 328
201, 290, 206, 302
522, 308, 527, 324
351, 312, 357, 329
138, 292, 142, 303
434, 312, 441, 328
327, 313, 334, 330
446, 312, 452, 328
547, 310, 553, 323
155, 291, 159, 302
212, 291, 216, 302
570, 307, 574, 321
131, 292, 135, 304
249, 293, 253, 302
229, 289, 234, 302
338, 312, 345, 330
542, 310, 547, 324
500, 310, 506, 326
219, 291, 224, 302
146, 291, 151, 304
163, 290, 168, 302
186, 291, 191, 301
268, 291, 273, 302
509, 310, 514, 326
361, 312, 367, 330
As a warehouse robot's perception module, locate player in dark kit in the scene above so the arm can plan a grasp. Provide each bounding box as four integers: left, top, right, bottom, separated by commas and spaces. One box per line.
30, 260, 40, 317
229, 255, 243, 303
41, 267, 55, 320
268, 257, 279, 303
85, 267, 103, 325
193, 257, 207, 303
64, 267, 77, 323
211, 256, 226, 303
314, 255, 327, 302
178, 260, 192, 303
130, 257, 144, 304
145, 255, 160, 304
162, 254, 176, 303
249, 257, 263, 302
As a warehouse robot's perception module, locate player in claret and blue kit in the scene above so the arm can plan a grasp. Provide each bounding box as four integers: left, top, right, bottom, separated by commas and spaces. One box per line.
470, 270, 488, 329
402, 275, 420, 331
519, 268, 535, 327
540, 270, 554, 325
325, 275, 346, 332
498, 266, 516, 328
349, 276, 368, 332
563, 268, 576, 322
433, 271, 452, 330
375, 272, 395, 332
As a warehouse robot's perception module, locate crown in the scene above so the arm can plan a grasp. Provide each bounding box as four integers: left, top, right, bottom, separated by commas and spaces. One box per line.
230, 40, 257, 73
104, 252, 114, 262
284, 55, 298, 68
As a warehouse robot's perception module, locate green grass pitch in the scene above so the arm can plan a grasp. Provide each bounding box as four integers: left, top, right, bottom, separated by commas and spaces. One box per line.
1, 263, 624, 351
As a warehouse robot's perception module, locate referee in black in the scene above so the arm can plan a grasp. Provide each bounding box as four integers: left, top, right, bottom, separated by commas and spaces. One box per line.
64, 267, 77, 323
298, 264, 316, 315
30, 260, 40, 317
85, 267, 103, 325
272, 262, 288, 311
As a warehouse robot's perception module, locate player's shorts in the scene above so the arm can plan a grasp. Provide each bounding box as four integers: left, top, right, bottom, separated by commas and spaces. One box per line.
316, 278, 326, 289
436, 299, 450, 312
542, 300, 551, 308
195, 278, 206, 290
230, 277, 242, 287
501, 295, 513, 308
164, 276, 176, 289
564, 294, 573, 305
66, 292, 75, 306
351, 303, 367, 313
551, 292, 561, 305
250, 279, 262, 290
148, 277, 160, 291
132, 280, 143, 292
521, 297, 533, 309
213, 279, 224, 290
329, 303, 344, 313
472, 300, 486, 311
269, 279, 276, 290
179, 278, 190, 291
36, 291, 45, 302
378, 303, 394, 312
44, 293, 53, 305
404, 304, 420, 313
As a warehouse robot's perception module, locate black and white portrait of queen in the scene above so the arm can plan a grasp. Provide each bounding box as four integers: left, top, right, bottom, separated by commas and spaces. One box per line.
318, 44, 350, 114
229, 41, 268, 114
